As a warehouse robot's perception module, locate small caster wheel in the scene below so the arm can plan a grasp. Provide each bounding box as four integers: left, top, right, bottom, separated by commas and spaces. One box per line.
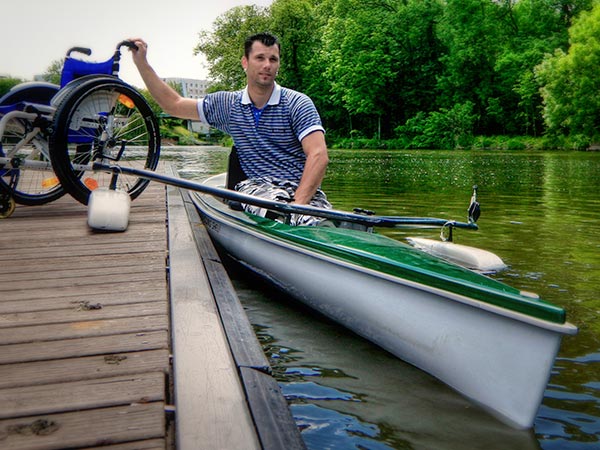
0, 193, 16, 218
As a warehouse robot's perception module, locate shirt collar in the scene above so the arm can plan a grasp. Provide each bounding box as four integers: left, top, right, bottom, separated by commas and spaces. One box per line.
241, 82, 281, 106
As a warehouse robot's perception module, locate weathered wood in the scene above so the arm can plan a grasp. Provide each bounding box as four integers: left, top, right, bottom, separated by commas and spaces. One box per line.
166, 182, 261, 450
181, 189, 270, 371
0, 315, 169, 345
0, 330, 169, 364
3, 279, 167, 302
0, 403, 165, 450
4, 220, 164, 241
0, 302, 167, 328
6, 240, 165, 259
0, 259, 165, 283
1, 250, 164, 275
0, 173, 172, 448
179, 188, 305, 450
81, 439, 166, 450
0, 163, 309, 449
0, 349, 170, 389
0, 372, 165, 419
0, 289, 166, 313
240, 367, 307, 450
1, 269, 165, 292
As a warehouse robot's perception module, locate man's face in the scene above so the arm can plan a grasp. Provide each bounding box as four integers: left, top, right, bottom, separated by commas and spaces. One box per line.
242, 41, 280, 88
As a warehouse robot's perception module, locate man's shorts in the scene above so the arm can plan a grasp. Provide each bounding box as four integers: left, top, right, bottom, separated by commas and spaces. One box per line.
235, 177, 332, 226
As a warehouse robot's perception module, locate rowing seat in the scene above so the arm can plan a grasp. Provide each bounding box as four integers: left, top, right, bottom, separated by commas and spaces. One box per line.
226, 146, 247, 190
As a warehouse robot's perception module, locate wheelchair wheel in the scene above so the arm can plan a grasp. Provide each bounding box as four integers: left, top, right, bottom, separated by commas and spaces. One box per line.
0, 82, 64, 205
50, 77, 160, 204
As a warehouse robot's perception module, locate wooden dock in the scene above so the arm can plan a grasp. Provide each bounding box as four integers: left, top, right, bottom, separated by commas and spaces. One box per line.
0, 168, 304, 450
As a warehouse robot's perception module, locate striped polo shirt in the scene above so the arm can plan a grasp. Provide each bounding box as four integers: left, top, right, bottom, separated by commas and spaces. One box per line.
197, 83, 325, 183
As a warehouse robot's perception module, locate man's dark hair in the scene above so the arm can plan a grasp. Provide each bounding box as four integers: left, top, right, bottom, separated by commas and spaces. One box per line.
244, 33, 280, 58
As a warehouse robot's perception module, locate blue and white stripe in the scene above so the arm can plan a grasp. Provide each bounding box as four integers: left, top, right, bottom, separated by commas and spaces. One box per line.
198, 83, 325, 182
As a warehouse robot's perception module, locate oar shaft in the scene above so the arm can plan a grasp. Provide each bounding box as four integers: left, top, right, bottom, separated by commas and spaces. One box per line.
93, 163, 478, 230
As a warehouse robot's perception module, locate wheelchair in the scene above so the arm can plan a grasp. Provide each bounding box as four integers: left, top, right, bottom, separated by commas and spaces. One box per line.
0, 41, 160, 217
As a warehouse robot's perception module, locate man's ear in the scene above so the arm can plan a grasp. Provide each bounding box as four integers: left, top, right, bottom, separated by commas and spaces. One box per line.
241, 56, 248, 71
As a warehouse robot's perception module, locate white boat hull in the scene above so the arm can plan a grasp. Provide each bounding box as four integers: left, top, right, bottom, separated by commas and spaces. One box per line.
192, 181, 576, 429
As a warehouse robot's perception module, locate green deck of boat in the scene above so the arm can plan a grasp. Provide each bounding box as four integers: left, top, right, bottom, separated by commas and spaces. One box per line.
243, 215, 567, 325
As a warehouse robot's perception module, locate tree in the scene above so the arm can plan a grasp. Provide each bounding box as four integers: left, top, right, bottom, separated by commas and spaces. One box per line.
536, 2, 600, 138
268, 0, 320, 92
491, 0, 592, 136
193, 0, 596, 143
396, 101, 478, 149
436, 0, 506, 134
194, 5, 270, 91
0, 77, 24, 98
319, 0, 443, 139
42, 59, 63, 85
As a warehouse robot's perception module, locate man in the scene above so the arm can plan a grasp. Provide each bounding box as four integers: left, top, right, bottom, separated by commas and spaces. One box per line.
130, 33, 330, 225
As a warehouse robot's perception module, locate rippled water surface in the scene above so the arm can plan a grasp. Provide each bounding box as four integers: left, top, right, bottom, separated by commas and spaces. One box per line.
166, 146, 600, 449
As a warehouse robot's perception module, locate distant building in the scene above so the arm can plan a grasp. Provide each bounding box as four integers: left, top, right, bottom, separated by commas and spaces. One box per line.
163, 77, 211, 134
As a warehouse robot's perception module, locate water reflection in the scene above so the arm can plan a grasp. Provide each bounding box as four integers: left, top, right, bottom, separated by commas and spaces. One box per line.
170, 147, 600, 449
236, 267, 540, 450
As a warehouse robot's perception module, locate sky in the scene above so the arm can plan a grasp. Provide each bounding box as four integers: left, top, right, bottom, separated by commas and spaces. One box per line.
1, 0, 273, 88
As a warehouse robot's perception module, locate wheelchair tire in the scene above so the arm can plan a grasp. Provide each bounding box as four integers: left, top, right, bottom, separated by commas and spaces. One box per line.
50, 77, 160, 205
0, 82, 64, 205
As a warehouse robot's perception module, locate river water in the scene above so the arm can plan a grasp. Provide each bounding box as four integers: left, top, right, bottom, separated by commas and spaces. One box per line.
164, 146, 600, 449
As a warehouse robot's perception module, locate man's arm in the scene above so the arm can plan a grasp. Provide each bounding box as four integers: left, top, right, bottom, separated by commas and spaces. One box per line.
293, 131, 329, 204
129, 38, 200, 120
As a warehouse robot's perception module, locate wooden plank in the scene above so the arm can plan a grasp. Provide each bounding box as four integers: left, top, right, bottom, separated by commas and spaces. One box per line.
3, 211, 164, 233
166, 182, 261, 450
81, 439, 166, 450
0, 330, 169, 364
1, 269, 165, 292
181, 190, 270, 371
3, 240, 165, 260
1, 251, 164, 276
3, 220, 164, 240
0, 349, 170, 389
0, 259, 165, 283
0, 402, 165, 450
240, 367, 306, 450
0, 302, 167, 328
5, 233, 166, 255
0, 289, 166, 313
0, 315, 169, 345
179, 188, 305, 450
0, 372, 165, 419
3, 279, 166, 302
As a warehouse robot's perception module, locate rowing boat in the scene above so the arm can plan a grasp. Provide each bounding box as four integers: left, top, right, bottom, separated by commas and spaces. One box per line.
190, 173, 577, 430
89, 163, 577, 429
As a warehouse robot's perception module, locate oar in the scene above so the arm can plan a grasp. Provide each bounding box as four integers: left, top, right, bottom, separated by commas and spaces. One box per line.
92, 162, 478, 230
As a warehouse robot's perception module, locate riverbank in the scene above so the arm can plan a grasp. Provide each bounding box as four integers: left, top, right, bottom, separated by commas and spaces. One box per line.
328, 134, 600, 151
162, 129, 600, 152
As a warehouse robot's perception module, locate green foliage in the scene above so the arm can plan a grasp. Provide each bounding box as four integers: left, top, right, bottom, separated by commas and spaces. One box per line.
536, 2, 600, 139
190, 0, 598, 146
167, 80, 183, 96
268, 0, 320, 91
0, 77, 24, 98
436, 0, 503, 111
42, 59, 63, 85
318, 0, 443, 137
138, 88, 164, 122
396, 102, 479, 149
194, 5, 270, 91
